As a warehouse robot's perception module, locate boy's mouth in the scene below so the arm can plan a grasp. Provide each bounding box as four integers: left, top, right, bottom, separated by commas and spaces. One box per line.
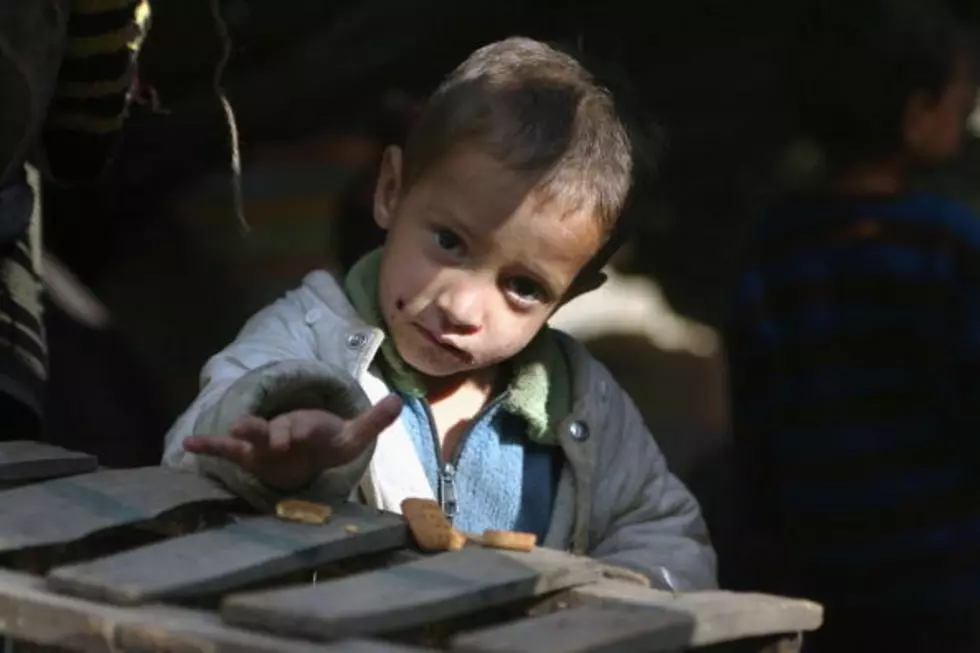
413, 324, 471, 362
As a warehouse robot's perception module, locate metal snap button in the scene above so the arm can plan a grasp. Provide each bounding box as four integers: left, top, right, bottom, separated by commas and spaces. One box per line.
568, 420, 589, 442
346, 332, 367, 349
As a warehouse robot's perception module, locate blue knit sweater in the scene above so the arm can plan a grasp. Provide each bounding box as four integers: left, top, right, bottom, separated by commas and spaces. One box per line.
398, 392, 560, 541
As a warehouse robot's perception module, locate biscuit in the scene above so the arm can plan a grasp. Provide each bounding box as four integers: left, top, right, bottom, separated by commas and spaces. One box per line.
275, 499, 333, 524
448, 528, 468, 551
401, 498, 456, 552
480, 529, 537, 552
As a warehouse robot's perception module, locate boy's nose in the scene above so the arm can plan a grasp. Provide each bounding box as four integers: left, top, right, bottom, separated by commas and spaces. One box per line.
435, 288, 482, 335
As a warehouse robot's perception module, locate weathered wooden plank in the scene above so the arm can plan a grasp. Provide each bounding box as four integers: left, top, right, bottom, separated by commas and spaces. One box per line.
0, 568, 431, 653
47, 502, 409, 604
0, 441, 97, 483
551, 581, 823, 648
222, 546, 604, 642
0, 467, 237, 554
451, 604, 694, 653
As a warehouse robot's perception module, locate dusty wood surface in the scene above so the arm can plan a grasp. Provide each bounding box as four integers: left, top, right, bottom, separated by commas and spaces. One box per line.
551, 581, 823, 648
47, 502, 408, 604
0, 467, 237, 555
451, 603, 695, 653
0, 442, 827, 653
0, 441, 98, 484
0, 568, 435, 653
222, 546, 603, 642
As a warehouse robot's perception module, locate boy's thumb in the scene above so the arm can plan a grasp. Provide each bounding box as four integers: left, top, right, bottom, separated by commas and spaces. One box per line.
345, 394, 403, 445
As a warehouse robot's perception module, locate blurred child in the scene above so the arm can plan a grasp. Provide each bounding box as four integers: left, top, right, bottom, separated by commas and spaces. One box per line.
728, 1, 980, 650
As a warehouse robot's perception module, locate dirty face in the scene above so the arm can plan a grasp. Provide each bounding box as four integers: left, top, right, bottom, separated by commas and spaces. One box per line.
372, 145, 604, 378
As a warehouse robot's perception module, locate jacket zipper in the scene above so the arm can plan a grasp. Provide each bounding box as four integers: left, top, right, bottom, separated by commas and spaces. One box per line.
421, 393, 508, 523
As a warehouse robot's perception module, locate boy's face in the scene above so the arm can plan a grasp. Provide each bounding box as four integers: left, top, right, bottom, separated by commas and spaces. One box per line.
372, 145, 604, 379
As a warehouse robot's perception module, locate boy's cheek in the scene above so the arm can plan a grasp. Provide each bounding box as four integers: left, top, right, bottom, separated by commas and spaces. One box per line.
495, 314, 551, 356
381, 267, 434, 320
381, 244, 429, 299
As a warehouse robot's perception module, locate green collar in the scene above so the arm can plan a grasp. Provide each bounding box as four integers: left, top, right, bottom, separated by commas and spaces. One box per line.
343, 249, 569, 444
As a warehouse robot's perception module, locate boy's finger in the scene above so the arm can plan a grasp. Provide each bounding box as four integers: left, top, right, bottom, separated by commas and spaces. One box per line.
268, 415, 294, 452
290, 410, 345, 444
183, 435, 253, 467
343, 394, 403, 448
229, 415, 269, 439
230, 418, 272, 450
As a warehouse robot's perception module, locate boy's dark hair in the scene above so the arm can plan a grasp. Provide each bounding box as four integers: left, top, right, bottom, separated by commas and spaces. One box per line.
790, 0, 976, 168
403, 37, 634, 247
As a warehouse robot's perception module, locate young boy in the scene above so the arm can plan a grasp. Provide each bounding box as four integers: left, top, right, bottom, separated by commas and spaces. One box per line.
728, 1, 979, 649
162, 37, 717, 592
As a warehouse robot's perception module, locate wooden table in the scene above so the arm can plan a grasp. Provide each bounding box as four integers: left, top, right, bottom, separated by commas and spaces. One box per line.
0, 441, 823, 653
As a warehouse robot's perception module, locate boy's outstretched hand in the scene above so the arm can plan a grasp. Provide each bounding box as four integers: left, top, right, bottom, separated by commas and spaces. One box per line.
183, 394, 403, 491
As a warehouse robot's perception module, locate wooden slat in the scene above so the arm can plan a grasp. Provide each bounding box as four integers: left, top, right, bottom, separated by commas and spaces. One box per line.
0, 568, 432, 653
0, 467, 237, 554
222, 546, 604, 642
47, 502, 409, 604
552, 581, 823, 648
0, 441, 97, 483
451, 604, 694, 653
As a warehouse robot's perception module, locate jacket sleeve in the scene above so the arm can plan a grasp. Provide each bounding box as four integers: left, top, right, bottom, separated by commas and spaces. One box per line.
162, 289, 374, 509
586, 363, 718, 592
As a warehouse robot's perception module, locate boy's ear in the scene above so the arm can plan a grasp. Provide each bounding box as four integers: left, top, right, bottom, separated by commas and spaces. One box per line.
373, 146, 404, 230
559, 270, 607, 307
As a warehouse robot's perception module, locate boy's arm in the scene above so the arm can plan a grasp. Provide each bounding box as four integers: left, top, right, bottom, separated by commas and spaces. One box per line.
587, 368, 718, 592
163, 289, 374, 508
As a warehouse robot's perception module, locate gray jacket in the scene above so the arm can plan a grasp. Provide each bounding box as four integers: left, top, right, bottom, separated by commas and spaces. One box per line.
163, 270, 718, 591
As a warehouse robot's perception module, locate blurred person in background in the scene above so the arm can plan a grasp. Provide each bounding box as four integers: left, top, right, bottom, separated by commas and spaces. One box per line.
727, 1, 980, 650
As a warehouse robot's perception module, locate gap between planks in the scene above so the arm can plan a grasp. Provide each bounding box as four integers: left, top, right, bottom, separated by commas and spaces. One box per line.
47, 502, 409, 604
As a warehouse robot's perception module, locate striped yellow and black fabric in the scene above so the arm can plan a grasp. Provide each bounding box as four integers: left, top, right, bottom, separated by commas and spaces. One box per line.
0, 165, 47, 436
41, 0, 151, 183
0, 0, 150, 438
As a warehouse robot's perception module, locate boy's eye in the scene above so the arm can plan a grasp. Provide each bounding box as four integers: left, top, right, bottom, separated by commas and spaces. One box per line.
506, 276, 545, 303
434, 228, 465, 255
